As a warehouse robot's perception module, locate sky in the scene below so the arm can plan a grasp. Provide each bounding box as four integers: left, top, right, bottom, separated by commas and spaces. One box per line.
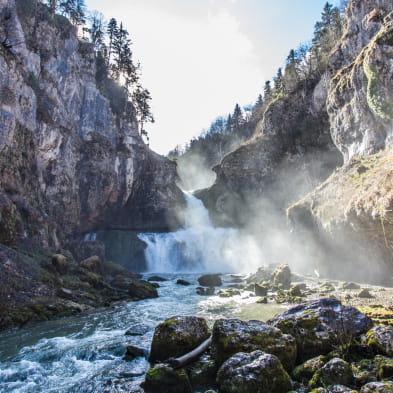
85, 0, 340, 155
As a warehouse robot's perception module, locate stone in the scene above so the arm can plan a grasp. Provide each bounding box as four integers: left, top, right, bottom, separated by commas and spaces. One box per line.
211, 318, 297, 371
358, 289, 374, 299
289, 284, 305, 297
342, 282, 361, 290
256, 296, 268, 304
255, 283, 268, 296
125, 324, 150, 336
360, 381, 393, 393
188, 355, 217, 390
128, 280, 158, 300
272, 264, 291, 289
268, 298, 373, 362
309, 358, 354, 388
206, 287, 215, 295
52, 254, 70, 275
176, 279, 191, 286
56, 287, 73, 300
216, 350, 292, 393
149, 316, 210, 362
374, 355, 393, 379
292, 355, 328, 382
143, 364, 192, 393
148, 276, 168, 282
366, 325, 393, 356
124, 345, 146, 360
80, 256, 103, 275
198, 274, 222, 287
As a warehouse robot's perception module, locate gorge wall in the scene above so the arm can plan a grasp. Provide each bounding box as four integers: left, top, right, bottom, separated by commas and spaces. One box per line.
200, 0, 393, 284
0, 0, 184, 252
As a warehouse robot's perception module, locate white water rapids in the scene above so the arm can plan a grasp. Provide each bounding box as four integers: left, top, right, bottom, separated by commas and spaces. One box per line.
139, 191, 262, 273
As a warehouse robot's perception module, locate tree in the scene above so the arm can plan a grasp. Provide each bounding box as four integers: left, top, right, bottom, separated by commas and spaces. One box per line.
106, 18, 117, 66
132, 85, 154, 134
60, 0, 86, 26
264, 80, 272, 101
232, 103, 244, 129
273, 67, 284, 96
87, 11, 106, 51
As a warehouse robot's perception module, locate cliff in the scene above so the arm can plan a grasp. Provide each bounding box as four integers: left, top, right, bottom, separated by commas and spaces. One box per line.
0, 0, 184, 250
200, 0, 393, 284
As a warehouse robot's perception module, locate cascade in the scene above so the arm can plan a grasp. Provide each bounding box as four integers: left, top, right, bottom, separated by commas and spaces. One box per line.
138, 191, 261, 273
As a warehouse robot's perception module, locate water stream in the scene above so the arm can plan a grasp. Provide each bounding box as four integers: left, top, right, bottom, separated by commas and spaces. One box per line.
0, 193, 279, 392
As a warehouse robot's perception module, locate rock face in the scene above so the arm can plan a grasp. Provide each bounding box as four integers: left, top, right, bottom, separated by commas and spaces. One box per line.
211, 318, 297, 371
0, 0, 184, 250
216, 350, 292, 393
149, 316, 210, 362
268, 298, 373, 362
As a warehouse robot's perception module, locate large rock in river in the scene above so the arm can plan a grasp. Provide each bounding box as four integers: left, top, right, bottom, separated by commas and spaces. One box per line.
211, 318, 297, 371
143, 364, 192, 393
268, 298, 373, 362
149, 316, 210, 362
216, 350, 292, 393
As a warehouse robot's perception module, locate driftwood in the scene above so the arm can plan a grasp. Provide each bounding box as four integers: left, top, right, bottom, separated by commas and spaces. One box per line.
166, 336, 212, 369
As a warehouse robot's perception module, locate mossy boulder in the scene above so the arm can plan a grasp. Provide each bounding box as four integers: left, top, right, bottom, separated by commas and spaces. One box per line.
124, 345, 146, 361
143, 364, 192, 393
292, 355, 328, 382
128, 280, 158, 300
148, 275, 168, 282
211, 318, 297, 371
352, 358, 378, 386
366, 325, 393, 356
272, 264, 291, 289
360, 381, 393, 392
255, 284, 268, 296
374, 355, 393, 379
268, 299, 373, 362
51, 254, 70, 274
216, 350, 292, 393
80, 255, 103, 275
149, 316, 210, 362
309, 358, 354, 388
198, 274, 222, 287
188, 355, 217, 391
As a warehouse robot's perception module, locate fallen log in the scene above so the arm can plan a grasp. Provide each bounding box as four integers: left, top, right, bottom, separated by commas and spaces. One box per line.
166, 336, 212, 369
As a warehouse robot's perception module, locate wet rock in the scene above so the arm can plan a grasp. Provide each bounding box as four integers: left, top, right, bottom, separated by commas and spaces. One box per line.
103, 261, 141, 279
198, 274, 222, 287
244, 283, 256, 291
216, 350, 292, 393
247, 266, 273, 284
292, 355, 328, 382
375, 355, 393, 379
128, 280, 158, 300
148, 276, 168, 282
289, 284, 305, 297
358, 289, 374, 299
211, 318, 297, 371
218, 288, 240, 297
52, 254, 70, 275
125, 324, 150, 336
272, 264, 291, 289
143, 364, 192, 393
177, 279, 191, 286
124, 345, 146, 361
366, 325, 393, 356
206, 287, 215, 295
256, 296, 268, 304
309, 358, 354, 388
149, 316, 210, 362
255, 284, 268, 296
360, 381, 393, 392
80, 256, 103, 275
150, 282, 160, 288
268, 298, 373, 362
342, 282, 361, 290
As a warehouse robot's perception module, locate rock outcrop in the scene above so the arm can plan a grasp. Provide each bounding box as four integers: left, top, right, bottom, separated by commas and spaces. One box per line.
0, 0, 184, 250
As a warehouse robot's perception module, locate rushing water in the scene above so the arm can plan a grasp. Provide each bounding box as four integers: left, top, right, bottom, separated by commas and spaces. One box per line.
0, 274, 285, 393
139, 191, 262, 273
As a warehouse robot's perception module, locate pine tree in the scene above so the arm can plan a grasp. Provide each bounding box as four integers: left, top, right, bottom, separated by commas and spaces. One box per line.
263, 80, 272, 101
273, 68, 283, 96
106, 18, 117, 66
88, 11, 105, 51
232, 103, 243, 129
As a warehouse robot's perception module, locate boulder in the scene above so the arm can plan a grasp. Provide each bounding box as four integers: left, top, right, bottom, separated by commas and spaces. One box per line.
255, 284, 268, 296
256, 297, 268, 304
52, 254, 70, 275
56, 287, 73, 300
143, 364, 192, 393
272, 264, 291, 289
268, 298, 373, 362
128, 280, 158, 300
358, 289, 374, 298
211, 318, 297, 371
188, 354, 217, 390
374, 355, 393, 379
360, 381, 393, 393
198, 274, 222, 287
342, 282, 361, 290
177, 279, 191, 286
148, 276, 168, 282
124, 345, 146, 361
216, 350, 292, 393
80, 255, 103, 275
366, 325, 393, 356
292, 355, 328, 382
125, 323, 150, 336
309, 358, 354, 388
149, 316, 210, 362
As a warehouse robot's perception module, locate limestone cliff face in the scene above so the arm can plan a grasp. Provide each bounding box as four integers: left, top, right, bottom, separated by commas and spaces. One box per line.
0, 0, 184, 249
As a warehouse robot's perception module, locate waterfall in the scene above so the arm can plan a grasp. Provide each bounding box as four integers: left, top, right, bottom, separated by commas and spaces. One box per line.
138, 191, 261, 273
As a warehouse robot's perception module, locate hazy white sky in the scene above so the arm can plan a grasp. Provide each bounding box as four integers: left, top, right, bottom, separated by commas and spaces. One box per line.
85, 0, 339, 154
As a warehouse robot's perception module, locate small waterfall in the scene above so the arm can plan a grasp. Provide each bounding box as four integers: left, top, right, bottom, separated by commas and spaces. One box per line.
138, 191, 261, 273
